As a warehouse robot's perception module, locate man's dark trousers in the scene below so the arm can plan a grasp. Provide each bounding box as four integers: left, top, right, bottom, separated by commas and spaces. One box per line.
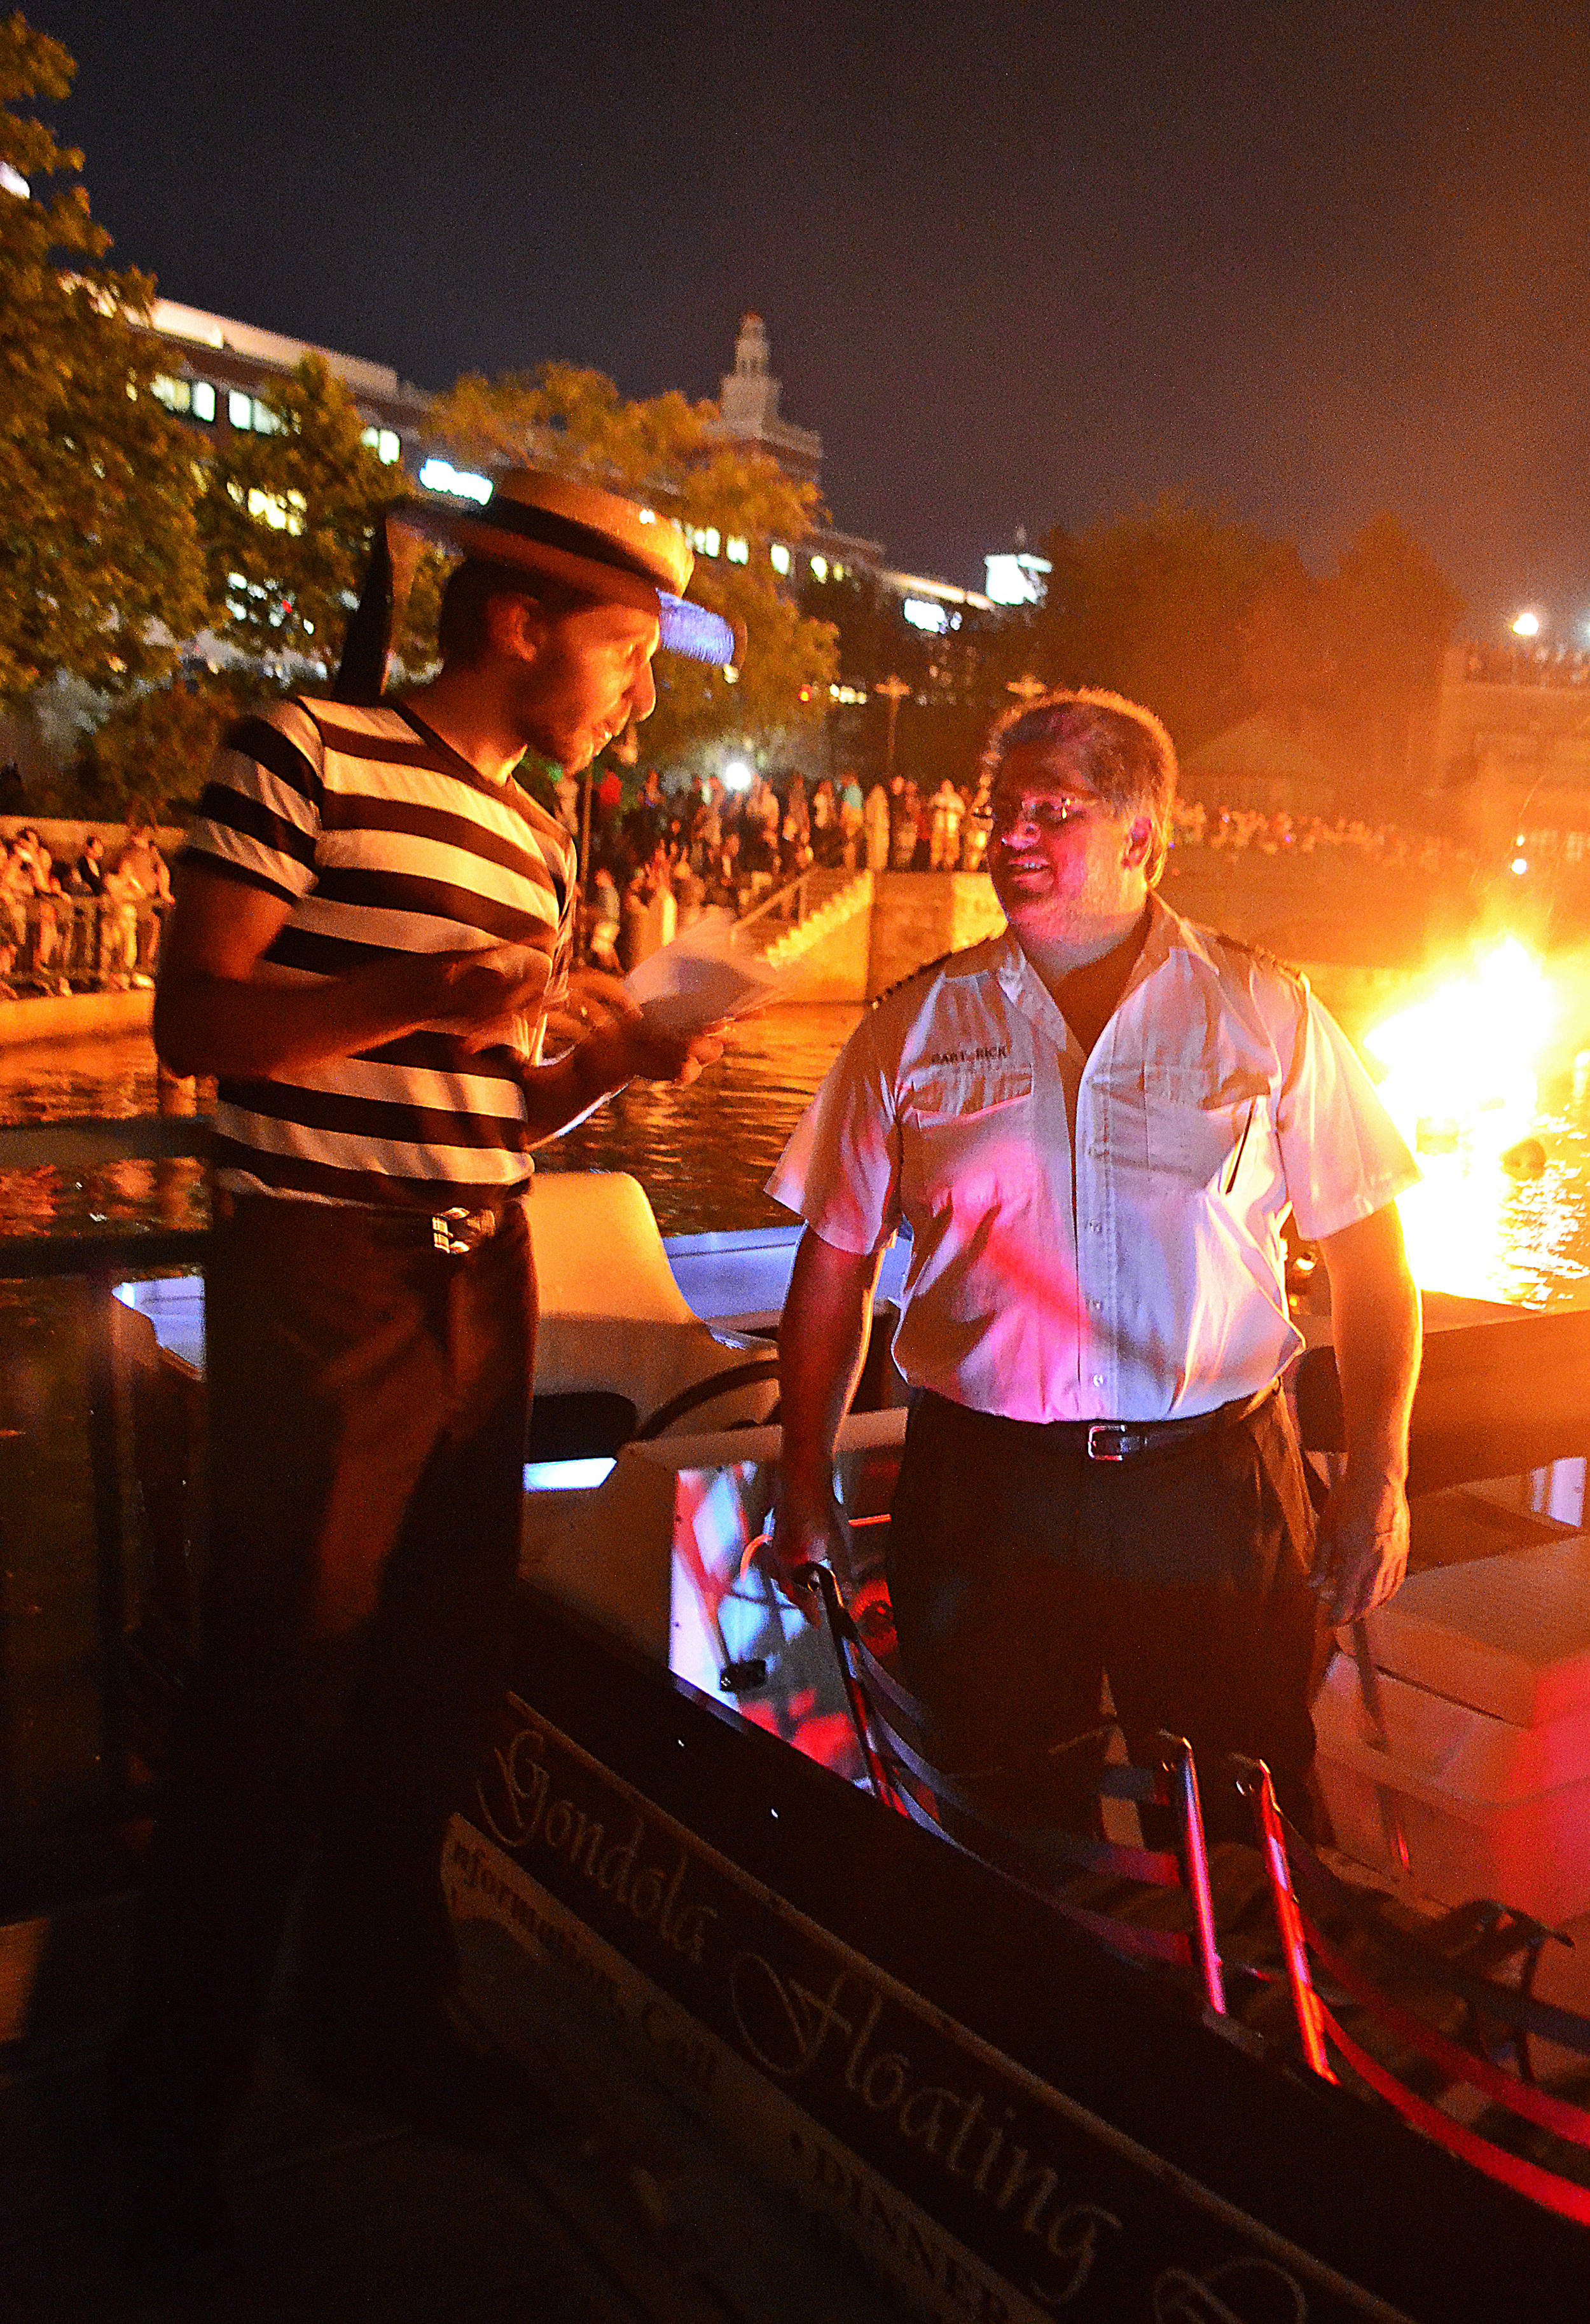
117, 1193, 535, 2161
886, 1387, 1324, 1845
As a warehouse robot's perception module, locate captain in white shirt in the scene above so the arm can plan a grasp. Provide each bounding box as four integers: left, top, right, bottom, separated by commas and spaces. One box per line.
765, 689, 1420, 1841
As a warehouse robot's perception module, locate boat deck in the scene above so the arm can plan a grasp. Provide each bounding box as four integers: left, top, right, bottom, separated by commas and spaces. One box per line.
3, 1899, 906, 2322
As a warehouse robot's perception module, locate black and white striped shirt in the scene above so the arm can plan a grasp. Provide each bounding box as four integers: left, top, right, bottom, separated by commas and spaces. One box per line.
181, 696, 575, 1208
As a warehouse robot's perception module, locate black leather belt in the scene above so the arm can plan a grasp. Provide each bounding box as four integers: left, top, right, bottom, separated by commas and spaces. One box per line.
1054, 1380, 1279, 1462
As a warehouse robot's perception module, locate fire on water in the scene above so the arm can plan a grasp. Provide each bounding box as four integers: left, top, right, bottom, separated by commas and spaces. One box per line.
1362, 939, 1558, 1300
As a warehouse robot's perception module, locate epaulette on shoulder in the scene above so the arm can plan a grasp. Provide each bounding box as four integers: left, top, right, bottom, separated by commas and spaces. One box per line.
1208, 928, 1309, 995
869, 941, 987, 1011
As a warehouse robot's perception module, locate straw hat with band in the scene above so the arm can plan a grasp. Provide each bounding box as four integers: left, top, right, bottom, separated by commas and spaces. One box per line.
334, 467, 738, 703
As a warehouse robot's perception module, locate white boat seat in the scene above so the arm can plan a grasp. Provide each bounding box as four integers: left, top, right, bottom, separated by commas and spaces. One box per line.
525, 1171, 779, 1443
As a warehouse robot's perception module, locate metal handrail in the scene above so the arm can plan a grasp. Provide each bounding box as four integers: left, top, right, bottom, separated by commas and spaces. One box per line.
729, 869, 812, 944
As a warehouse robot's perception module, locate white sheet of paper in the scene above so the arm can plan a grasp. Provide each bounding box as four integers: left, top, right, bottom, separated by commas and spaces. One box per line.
622, 914, 787, 1036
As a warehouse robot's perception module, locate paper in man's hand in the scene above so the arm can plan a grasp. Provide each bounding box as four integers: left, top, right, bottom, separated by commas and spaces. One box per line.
622, 914, 787, 1035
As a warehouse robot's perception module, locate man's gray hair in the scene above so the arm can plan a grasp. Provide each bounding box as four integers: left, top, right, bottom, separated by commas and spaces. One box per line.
979, 687, 1178, 885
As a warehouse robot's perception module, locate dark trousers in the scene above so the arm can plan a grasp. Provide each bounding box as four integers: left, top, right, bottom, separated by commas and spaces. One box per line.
116, 1195, 535, 2159
886, 1388, 1324, 1846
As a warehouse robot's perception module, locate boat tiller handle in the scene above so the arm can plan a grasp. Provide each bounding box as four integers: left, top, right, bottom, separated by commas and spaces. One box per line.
794, 1561, 895, 1807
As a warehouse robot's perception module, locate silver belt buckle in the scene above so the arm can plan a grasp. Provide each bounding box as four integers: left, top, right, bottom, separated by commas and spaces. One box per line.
1086, 1422, 1131, 1462
432, 1207, 473, 1255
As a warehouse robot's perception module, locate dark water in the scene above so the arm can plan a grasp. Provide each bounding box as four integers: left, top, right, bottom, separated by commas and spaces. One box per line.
0, 1010, 866, 1246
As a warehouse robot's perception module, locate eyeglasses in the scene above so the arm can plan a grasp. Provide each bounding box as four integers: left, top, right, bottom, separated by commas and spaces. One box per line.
972, 794, 1097, 836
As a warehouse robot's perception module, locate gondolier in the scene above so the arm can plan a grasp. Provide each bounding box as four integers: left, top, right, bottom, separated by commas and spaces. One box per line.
109, 471, 735, 2279
766, 688, 1421, 1848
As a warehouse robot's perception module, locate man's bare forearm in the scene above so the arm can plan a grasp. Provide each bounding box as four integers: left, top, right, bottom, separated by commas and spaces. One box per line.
518, 1045, 632, 1142
778, 1228, 884, 1490
1322, 1204, 1421, 1482
153, 952, 446, 1081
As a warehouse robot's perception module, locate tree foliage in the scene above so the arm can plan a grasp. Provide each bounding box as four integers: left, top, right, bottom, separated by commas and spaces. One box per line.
0, 11, 208, 709
1031, 495, 1296, 756
76, 664, 270, 820
427, 364, 838, 764
1025, 495, 1462, 783
196, 352, 440, 672
1320, 512, 1463, 702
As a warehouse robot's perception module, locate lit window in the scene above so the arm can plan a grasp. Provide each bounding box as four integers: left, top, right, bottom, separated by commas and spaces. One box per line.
228, 389, 252, 430
770, 542, 791, 576
690, 526, 721, 558
833, 563, 847, 581
378, 430, 400, 464
246, 487, 307, 535
726, 535, 749, 565
418, 456, 492, 504
152, 374, 191, 415
191, 380, 216, 423
252, 399, 280, 435
902, 597, 949, 635
809, 555, 828, 581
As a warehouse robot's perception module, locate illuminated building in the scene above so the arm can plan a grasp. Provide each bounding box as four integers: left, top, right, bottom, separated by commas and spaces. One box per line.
136, 297, 430, 474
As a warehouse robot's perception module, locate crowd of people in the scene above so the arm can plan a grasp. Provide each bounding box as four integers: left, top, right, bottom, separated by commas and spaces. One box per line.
8, 778, 1578, 1007
1170, 801, 1478, 871
560, 762, 999, 971
1462, 642, 1590, 689
561, 760, 1526, 979
0, 809, 172, 998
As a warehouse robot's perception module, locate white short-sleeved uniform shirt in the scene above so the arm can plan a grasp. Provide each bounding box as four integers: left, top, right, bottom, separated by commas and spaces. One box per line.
767, 899, 1418, 1424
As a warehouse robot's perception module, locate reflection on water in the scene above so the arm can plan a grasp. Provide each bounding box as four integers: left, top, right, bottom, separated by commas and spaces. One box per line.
7, 1015, 1590, 1307
1404, 1068, 1590, 1307
0, 1033, 208, 1244
0, 1011, 866, 1245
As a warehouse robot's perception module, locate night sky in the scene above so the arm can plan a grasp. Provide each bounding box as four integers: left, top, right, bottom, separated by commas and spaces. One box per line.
31, 1, 1590, 636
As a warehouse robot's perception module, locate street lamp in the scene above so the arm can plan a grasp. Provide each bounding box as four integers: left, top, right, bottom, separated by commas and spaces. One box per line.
1511, 611, 1542, 640
874, 673, 911, 779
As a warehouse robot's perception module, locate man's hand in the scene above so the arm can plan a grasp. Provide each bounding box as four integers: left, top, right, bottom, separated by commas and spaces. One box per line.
760, 1475, 850, 1626
428, 944, 553, 1052
1316, 1200, 1420, 1626
541, 965, 631, 1053
572, 981, 728, 1087
1310, 1463, 1409, 1624
541, 968, 727, 1084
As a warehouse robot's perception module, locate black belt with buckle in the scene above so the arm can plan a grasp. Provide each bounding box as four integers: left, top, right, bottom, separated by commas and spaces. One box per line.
1069, 1381, 1278, 1462
427, 1206, 503, 1255
216, 1190, 515, 1255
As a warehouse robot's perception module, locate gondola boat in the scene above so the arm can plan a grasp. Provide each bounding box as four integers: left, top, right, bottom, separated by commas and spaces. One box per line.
13, 1140, 1590, 2321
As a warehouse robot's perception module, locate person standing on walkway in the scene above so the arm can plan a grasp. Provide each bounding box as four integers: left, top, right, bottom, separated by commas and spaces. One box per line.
862, 775, 890, 871
109, 471, 736, 2280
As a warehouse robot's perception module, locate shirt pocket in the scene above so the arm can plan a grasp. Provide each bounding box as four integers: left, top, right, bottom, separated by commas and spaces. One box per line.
1142, 1064, 1271, 1192
906, 1064, 1035, 1125
901, 1064, 1036, 1211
